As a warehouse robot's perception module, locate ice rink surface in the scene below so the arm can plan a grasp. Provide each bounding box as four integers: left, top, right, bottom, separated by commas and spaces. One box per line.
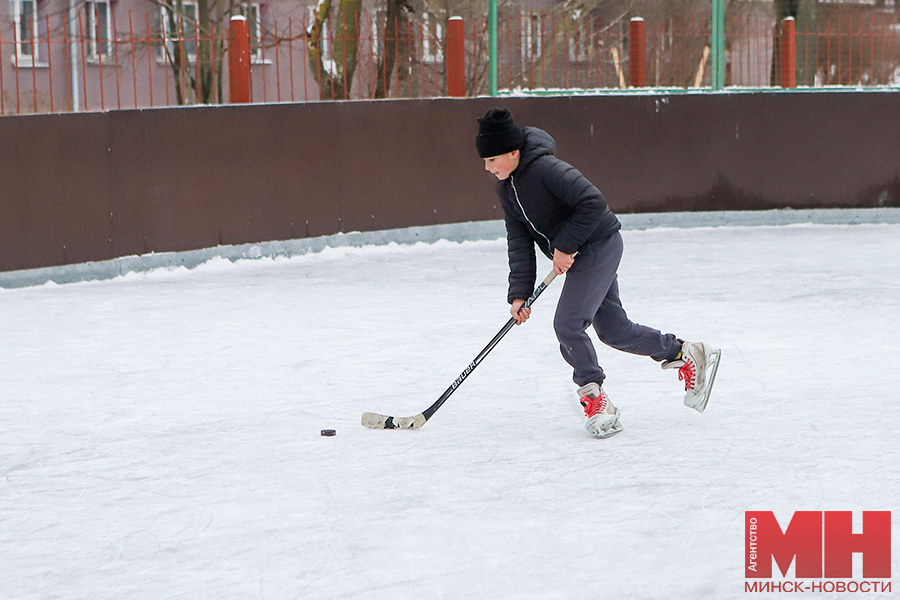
2, 223, 898, 599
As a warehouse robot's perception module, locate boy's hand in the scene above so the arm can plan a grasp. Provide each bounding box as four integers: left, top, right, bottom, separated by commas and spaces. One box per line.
510, 299, 531, 325
553, 249, 576, 275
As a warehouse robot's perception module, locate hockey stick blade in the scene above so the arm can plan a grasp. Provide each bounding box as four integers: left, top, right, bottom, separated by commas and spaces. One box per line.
361, 411, 426, 430
361, 268, 559, 431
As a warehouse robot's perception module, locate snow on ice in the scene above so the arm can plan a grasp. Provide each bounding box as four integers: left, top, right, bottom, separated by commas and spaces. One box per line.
1, 222, 899, 599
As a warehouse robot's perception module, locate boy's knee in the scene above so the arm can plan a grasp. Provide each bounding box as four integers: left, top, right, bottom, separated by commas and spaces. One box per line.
595, 320, 633, 347
554, 313, 587, 340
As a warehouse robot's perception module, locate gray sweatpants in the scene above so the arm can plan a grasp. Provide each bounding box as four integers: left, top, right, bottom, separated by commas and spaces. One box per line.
553, 231, 681, 387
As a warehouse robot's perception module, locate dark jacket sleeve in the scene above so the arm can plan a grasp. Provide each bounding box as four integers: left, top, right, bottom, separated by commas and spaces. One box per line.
503, 201, 537, 305
541, 157, 610, 255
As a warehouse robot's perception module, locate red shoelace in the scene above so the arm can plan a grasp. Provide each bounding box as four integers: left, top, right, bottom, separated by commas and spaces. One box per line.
678, 361, 696, 391
579, 392, 608, 418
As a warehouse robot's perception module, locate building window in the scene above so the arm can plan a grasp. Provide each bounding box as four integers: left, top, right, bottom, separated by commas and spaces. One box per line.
237, 3, 264, 63
308, 5, 332, 65
12, 0, 40, 66
567, 13, 588, 63
370, 9, 384, 61
421, 13, 443, 64
160, 0, 198, 63
524, 13, 542, 62
85, 0, 113, 61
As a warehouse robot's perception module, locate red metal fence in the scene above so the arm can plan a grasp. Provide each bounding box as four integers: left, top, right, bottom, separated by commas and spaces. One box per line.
494, 10, 900, 90
0, 8, 459, 114
1, 8, 898, 116
732, 12, 900, 87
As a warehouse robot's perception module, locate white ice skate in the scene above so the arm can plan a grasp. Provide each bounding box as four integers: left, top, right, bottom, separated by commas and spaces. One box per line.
662, 341, 721, 413
577, 382, 623, 438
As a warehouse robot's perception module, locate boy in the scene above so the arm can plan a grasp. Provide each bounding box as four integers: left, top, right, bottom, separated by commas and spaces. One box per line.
476, 107, 720, 438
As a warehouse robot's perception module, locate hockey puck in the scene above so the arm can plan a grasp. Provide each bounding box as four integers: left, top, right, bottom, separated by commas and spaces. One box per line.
321, 429, 336, 437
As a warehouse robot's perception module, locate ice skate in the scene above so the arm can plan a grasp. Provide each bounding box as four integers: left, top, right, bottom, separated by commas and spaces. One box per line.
662, 341, 721, 413
577, 383, 623, 438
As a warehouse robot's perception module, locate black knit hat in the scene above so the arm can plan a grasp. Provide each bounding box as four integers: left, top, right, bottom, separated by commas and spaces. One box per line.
476, 107, 524, 158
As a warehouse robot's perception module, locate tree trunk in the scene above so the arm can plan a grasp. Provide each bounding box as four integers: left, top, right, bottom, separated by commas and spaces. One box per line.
162, 0, 187, 104
374, 0, 412, 98
307, 0, 364, 100
196, 0, 214, 103
161, 0, 226, 105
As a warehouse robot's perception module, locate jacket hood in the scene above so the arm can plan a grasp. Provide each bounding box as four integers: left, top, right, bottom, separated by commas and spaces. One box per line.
516, 127, 557, 172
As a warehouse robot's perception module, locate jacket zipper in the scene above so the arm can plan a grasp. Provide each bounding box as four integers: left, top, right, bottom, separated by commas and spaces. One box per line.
510, 175, 553, 254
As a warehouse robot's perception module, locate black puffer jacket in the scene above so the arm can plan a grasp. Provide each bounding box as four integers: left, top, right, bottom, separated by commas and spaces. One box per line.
498, 127, 621, 303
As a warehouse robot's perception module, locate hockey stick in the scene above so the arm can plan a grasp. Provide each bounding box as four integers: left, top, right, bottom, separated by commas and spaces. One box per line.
361, 268, 559, 430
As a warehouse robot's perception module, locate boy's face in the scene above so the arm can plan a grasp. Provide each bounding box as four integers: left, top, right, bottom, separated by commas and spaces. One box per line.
483, 150, 520, 181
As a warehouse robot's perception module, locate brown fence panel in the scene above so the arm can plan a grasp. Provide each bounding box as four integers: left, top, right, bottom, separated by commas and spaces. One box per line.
1, 93, 899, 274
0, 112, 113, 269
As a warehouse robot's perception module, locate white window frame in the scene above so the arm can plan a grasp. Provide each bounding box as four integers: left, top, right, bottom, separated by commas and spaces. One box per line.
370, 9, 384, 61
308, 5, 332, 65
85, 0, 113, 61
567, 12, 589, 63
11, 0, 41, 67
524, 13, 543, 62
160, 0, 199, 63
237, 3, 264, 64
421, 13, 443, 64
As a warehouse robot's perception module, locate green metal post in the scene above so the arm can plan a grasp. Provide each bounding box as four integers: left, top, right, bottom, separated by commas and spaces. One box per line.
711, 0, 725, 90
489, 0, 498, 95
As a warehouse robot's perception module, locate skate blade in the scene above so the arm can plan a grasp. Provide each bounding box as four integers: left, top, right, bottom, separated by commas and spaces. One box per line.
588, 423, 624, 439
585, 416, 623, 439
684, 348, 721, 413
